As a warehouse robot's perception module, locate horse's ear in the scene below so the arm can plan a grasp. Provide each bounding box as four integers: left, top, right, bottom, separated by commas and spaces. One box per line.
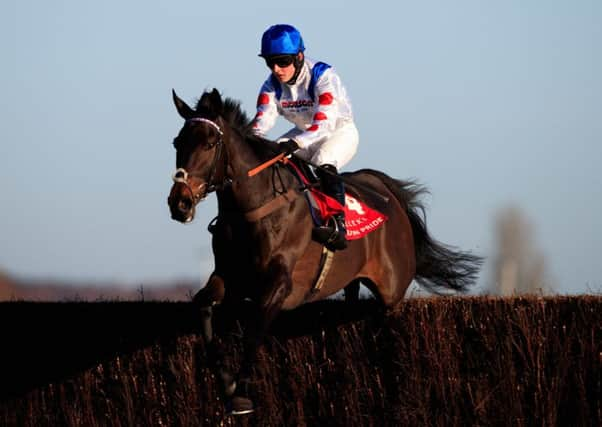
172, 89, 195, 120
199, 88, 223, 115
210, 88, 223, 114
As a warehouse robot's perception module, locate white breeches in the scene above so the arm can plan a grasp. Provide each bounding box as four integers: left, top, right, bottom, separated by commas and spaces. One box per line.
279, 122, 359, 169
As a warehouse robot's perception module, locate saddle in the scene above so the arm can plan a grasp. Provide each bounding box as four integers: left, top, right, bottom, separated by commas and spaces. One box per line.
285, 159, 388, 241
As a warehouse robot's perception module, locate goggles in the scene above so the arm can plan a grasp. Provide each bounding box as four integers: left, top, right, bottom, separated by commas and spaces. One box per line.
264, 55, 295, 69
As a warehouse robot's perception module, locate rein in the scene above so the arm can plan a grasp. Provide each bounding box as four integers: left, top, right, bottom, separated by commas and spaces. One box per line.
172, 116, 302, 222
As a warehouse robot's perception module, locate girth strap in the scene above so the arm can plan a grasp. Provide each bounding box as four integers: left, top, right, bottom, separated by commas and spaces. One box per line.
244, 188, 301, 222
311, 246, 335, 294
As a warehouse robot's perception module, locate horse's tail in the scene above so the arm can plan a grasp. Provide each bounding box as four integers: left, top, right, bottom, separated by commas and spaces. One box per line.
355, 169, 483, 294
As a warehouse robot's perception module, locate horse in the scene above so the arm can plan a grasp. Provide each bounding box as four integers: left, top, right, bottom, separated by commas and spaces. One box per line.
167, 88, 483, 415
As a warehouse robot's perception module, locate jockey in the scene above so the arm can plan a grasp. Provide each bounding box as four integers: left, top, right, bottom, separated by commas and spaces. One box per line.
252, 24, 359, 251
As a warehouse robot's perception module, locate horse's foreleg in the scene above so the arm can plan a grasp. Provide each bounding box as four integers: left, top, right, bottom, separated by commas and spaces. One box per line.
229, 256, 292, 415
192, 272, 226, 307
191, 272, 235, 398
192, 272, 225, 344
192, 273, 239, 397
212, 296, 245, 398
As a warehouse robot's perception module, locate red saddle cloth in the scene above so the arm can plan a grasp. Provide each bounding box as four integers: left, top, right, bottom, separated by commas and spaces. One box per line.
308, 190, 388, 240
285, 160, 388, 240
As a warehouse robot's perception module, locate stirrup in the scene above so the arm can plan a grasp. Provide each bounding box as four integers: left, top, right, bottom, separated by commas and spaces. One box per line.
312, 217, 347, 250
326, 234, 347, 251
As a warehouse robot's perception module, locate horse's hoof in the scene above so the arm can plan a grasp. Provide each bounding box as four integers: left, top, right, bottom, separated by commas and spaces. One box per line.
219, 370, 236, 397
225, 396, 255, 416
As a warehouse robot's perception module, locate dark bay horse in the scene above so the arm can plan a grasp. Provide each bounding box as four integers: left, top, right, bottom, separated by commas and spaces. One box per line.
167, 88, 483, 415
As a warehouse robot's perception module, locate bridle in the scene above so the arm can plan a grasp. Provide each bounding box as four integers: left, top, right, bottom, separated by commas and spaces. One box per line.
171, 115, 304, 223
171, 117, 231, 203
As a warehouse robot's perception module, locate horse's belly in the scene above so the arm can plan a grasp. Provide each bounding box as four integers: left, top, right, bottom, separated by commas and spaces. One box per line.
284, 241, 365, 309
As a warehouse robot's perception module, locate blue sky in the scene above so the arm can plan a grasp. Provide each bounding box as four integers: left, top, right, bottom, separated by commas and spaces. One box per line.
2, 1, 601, 294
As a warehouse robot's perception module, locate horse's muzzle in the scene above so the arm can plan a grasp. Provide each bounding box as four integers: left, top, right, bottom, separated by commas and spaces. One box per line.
168, 187, 195, 223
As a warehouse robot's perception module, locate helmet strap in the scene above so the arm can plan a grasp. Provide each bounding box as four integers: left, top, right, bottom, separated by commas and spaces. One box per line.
285, 53, 305, 85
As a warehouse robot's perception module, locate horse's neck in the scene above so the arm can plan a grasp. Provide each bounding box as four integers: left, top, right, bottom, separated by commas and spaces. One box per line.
224, 134, 296, 213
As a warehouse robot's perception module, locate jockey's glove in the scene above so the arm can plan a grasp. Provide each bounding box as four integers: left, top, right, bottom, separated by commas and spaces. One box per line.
279, 139, 300, 156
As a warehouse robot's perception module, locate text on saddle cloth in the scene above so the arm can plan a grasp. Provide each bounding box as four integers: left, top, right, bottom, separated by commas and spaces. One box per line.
308, 191, 388, 240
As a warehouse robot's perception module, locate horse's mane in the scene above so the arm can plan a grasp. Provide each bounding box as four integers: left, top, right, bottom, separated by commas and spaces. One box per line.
195, 91, 277, 157
198, 96, 251, 133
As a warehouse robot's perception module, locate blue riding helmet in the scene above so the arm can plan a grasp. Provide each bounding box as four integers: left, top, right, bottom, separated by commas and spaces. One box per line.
259, 24, 305, 57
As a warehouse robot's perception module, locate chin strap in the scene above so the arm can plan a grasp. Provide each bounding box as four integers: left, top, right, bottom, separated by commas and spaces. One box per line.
286, 55, 305, 85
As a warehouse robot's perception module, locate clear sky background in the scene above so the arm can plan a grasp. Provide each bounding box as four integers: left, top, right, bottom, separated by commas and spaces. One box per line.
2, 1, 601, 294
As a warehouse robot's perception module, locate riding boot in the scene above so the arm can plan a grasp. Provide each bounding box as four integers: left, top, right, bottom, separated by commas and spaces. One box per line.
312, 164, 348, 251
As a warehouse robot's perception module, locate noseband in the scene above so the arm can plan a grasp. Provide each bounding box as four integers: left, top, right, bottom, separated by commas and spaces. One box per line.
172, 117, 230, 203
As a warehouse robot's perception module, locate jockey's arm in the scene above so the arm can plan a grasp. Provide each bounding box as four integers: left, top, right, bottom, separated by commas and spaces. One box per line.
251, 81, 279, 137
